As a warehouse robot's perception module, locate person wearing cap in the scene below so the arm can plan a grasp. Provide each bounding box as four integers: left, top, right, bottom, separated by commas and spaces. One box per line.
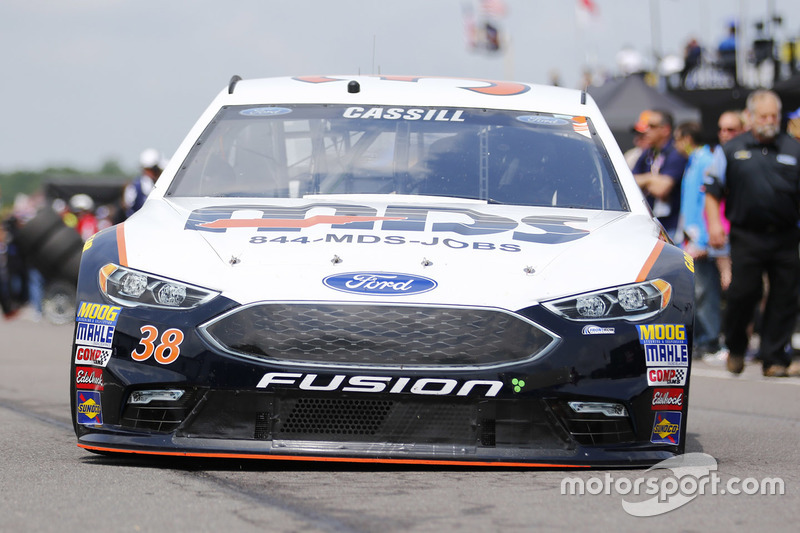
124, 148, 164, 218
632, 109, 688, 240
705, 90, 800, 377
69, 194, 98, 241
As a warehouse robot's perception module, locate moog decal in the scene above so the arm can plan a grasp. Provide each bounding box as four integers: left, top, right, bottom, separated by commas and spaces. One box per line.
638, 324, 689, 367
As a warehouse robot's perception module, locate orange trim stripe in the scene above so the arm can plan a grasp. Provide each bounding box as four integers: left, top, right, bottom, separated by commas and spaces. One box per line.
77, 444, 589, 468
636, 240, 665, 282
116, 223, 128, 267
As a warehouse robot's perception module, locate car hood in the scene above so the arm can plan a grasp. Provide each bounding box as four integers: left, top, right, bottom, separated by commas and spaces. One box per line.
121, 196, 664, 310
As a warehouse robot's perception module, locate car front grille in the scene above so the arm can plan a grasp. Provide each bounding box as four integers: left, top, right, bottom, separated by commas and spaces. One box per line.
200, 303, 557, 369
178, 391, 572, 450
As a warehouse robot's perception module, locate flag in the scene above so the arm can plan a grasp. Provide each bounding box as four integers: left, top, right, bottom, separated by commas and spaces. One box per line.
480, 0, 507, 18
576, 0, 599, 28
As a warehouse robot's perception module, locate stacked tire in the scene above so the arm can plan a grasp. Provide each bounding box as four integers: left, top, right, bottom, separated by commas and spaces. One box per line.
16, 207, 83, 284
15, 207, 83, 324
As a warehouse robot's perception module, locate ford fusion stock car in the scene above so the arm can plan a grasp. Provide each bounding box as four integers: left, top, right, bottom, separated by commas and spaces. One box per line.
72, 75, 693, 467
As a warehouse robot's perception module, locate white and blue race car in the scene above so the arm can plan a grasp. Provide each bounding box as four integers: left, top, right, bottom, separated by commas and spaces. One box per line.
72, 75, 693, 467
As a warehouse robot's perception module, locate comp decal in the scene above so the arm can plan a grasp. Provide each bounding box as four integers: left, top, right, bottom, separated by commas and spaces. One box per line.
637, 324, 689, 367
650, 411, 681, 445
257, 372, 503, 397
651, 388, 684, 410
75, 367, 104, 391
647, 367, 687, 386
74, 346, 112, 367
76, 391, 103, 426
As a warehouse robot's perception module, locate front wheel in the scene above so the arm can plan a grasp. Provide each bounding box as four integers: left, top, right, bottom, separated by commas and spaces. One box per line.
42, 281, 76, 325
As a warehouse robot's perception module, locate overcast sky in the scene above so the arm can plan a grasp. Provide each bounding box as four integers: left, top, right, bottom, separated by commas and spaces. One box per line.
1, 0, 798, 172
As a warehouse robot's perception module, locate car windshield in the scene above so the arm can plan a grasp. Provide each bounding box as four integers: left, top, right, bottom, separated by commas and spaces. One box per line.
167, 105, 627, 210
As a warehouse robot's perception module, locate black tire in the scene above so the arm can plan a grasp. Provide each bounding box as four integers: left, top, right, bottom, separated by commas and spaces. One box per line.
42, 281, 76, 325
34, 225, 83, 275
15, 208, 64, 252
61, 251, 83, 284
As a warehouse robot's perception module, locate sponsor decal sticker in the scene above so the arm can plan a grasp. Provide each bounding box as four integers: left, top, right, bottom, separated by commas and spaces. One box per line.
74, 302, 121, 350
76, 391, 103, 425
684, 252, 695, 273
647, 367, 687, 386
75, 322, 115, 349
240, 107, 292, 117
185, 204, 589, 245
637, 324, 689, 367
74, 346, 112, 367
651, 388, 684, 410
650, 411, 681, 445
511, 378, 526, 393
343, 107, 466, 122
572, 116, 591, 138
76, 366, 104, 391
582, 325, 615, 335
256, 372, 503, 397
76, 302, 121, 326
323, 272, 437, 296
516, 115, 569, 126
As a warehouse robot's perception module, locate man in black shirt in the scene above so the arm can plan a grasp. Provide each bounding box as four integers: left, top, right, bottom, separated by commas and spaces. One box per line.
705, 89, 800, 377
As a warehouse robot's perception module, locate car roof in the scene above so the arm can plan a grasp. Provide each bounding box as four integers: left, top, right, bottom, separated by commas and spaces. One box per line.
219, 75, 598, 117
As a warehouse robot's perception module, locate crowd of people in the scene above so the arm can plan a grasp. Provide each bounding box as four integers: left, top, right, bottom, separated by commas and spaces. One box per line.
0, 149, 165, 321
629, 89, 800, 378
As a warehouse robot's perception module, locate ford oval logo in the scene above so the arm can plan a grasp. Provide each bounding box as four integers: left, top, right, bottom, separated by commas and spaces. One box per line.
323, 272, 437, 296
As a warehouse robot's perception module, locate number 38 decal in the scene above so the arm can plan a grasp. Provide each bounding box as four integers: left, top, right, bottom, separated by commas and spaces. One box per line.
132, 325, 184, 364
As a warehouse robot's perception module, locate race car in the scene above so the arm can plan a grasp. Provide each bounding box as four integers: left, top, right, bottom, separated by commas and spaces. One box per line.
72, 75, 693, 467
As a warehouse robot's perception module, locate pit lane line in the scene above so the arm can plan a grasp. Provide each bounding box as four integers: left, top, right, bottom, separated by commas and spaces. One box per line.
0, 398, 367, 533
0, 399, 72, 430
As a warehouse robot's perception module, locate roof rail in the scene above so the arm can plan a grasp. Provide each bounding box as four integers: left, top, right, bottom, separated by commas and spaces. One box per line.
228, 75, 242, 94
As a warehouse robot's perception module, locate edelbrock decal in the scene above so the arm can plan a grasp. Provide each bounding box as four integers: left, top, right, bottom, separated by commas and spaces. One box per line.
323, 272, 437, 296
